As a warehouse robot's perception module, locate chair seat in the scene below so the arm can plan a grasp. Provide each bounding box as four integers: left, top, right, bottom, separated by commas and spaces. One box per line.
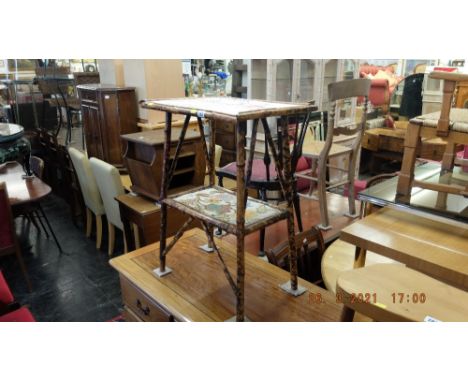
218, 159, 277, 182
302, 141, 352, 158
0, 306, 36, 322
0, 271, 14, 305
217, 158, 311, 191
411, 108, 468, 133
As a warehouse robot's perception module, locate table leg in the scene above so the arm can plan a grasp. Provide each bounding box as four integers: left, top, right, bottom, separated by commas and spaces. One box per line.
155, 112, 172, 277
353, 246, 367, 268
235, 122, 246, 322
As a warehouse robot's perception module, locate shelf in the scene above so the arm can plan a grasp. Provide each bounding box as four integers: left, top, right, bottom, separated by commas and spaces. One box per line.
163, 186, 289, 235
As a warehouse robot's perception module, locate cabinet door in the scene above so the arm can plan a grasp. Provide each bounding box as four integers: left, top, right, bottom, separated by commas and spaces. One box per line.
81, 104, 104, 159
100, 92, 121, 164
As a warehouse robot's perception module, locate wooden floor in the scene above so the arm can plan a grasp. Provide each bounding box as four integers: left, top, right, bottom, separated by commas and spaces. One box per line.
221, 192, 360, 255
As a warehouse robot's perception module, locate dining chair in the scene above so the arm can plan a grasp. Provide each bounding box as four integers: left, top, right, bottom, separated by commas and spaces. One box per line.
397, 71, 468, 202
68, 147, 105, 249
296, 78, 371, 230
13, 156, 63, 253
89, 157, 127, 256
0, 182, 32, 291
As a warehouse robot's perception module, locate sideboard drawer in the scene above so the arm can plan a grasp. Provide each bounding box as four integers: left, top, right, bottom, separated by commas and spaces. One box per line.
120, 276, 173, 322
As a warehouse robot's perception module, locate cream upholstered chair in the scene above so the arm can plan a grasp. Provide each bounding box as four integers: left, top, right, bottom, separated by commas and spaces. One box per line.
68, 147, 105, 249
89, 157, 127, 256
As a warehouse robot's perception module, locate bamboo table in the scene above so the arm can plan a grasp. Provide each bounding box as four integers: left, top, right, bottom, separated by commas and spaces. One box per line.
140, 97, 316, 321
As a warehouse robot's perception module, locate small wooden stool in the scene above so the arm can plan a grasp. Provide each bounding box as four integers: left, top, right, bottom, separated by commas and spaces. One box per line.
397, 71, 468, 201
337, 264, 468, 322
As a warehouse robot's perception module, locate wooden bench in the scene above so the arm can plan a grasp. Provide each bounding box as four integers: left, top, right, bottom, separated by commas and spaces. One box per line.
337, 264, 468, 322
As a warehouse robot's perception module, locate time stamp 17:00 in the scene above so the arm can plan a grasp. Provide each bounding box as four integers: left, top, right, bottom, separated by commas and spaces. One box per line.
308, 292, 427, 304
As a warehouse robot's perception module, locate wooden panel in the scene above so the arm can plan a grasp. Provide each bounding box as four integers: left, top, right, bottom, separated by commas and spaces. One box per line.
120, 275, 173, 322
110, 229, 345, 322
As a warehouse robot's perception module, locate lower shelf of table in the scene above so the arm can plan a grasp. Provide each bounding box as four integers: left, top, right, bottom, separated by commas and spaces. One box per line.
163, 185, 289, 235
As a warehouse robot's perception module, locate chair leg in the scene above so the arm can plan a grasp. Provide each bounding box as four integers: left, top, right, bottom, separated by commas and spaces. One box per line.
37, 204, 62, 253
33, 210, 50, 238
85, 208, 92, 238
344, 152, 359, 219
96, 214, 103, 249
441, 142, 456, 172
317, 158, 331, 230
396, 123, 422, 199
123, 228, 128, 254
133, 223, 140, 249
339, 306, 355, 322
15, 242, 32, 292
258, 189, 267, 256
26, 212, 42, 235
108, 223, 115, 256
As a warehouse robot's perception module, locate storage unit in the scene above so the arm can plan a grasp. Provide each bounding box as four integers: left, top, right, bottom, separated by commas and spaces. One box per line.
77, 84, 138, 168
121, 128, 206, 201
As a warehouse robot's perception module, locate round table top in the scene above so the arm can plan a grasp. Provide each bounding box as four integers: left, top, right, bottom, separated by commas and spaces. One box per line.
0, 123, 24, 143
0, 162, 51, 205
321, 239, 400, 294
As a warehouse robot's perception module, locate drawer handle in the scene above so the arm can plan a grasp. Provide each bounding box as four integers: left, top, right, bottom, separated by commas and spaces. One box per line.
136, 299, 150, 316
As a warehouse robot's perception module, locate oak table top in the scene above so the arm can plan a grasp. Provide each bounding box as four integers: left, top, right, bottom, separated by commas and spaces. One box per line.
340, 207, 468, 291
0, 162, 51, 206
110, 228, 344, 322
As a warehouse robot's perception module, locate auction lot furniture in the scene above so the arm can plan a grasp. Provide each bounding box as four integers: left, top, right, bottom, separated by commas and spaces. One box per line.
110, 228, 344, 322
397, 71, 468, 202
140, 96, 315, 321
77, 84, 138, 168
340, 207, 468, 291
297, 78, 370, 230
337, 264, 468, 322
121, 128, 206, 201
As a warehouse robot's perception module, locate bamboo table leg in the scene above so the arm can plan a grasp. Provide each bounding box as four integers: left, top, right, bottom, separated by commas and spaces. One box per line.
279, 116, 306, 296
154, 112, 173, 277
235, 122, 246, 322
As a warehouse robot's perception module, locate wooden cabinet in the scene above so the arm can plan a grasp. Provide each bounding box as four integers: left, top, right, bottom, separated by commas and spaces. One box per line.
121, 128, 206, 200
77, 84, 138, 168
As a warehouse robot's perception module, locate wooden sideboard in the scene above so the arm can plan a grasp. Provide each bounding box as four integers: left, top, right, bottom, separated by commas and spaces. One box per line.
77, 84, 138, 168
109, 228, 345, 322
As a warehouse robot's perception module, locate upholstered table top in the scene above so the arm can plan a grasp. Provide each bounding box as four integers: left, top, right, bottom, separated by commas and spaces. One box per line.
411, 108, 468, 133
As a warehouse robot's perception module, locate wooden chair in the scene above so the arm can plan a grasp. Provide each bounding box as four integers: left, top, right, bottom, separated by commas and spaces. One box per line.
297, 79, 371, 230
217, 111, 317, 255
397, 71, 468, 202
0, 182, 32, 291
266, 226, 325, 282
68, 147, 105, 249
89, 157, 127, 256
337, 264, 468, 322
13, 156, 63, 252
